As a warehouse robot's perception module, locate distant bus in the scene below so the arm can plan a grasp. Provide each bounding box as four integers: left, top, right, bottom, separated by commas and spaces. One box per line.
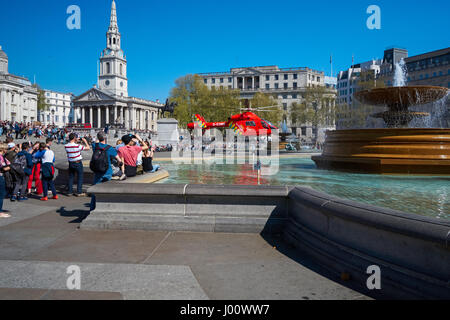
66, 123, 92, 129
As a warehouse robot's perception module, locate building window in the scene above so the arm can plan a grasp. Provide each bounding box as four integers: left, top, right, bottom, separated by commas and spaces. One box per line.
228, 77, 232, 82
120, 64, 123, 75
284, 74, 288, 80
212, 78, 215, 84
317, 76, 320, 82
266, 75, 270, 81
265, 84, 270, 89
284, 83, 288, 89
220, 78, 224, 83
293, 82, 297, 88
106, 62, 111, 74
275, 75, 279, 80
293, 74, 298, 80
292, 94, 297, 99
282, 95, 287, 99
274, 83, 279, 89
204, 79, 207, 84
283, 103, 287, 111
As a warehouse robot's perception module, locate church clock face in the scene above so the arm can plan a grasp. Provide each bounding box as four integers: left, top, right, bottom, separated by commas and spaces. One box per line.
120, 81, 123, 87
105, 80, 110, 86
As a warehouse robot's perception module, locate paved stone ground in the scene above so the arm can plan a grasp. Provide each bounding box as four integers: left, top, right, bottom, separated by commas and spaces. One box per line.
0, 194, 371, 300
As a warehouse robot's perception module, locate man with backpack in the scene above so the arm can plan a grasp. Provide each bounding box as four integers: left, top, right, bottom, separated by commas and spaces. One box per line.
10, 143, 33, 202
65, 133, 90, 197
90, 132, 122, 185
89, 132, 122, 211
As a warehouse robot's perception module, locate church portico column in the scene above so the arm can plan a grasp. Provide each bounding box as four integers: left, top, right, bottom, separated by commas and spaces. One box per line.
106, 106, 110, 125
89, 107, 93, 126
114, 106, 118, 124
125, 107, 129, 129
97, 106, 101, 129
81, 107, 85, 124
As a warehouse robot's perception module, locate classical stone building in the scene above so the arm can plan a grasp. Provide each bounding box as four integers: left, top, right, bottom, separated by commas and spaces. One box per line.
0, 45, 38, 123
38, 90, 74, 127
73, 0, 162, 131
198, 65, 337, 142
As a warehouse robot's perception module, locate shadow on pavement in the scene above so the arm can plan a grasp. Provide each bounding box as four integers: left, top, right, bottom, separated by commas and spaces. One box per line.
261, 232, 377, 300
56, 206, 90, 224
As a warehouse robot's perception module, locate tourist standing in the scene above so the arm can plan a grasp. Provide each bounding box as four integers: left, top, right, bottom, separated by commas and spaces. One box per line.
0, 144, 11, 218
27, 142, 44, 197
35, 142, 58, 201
64, 133, 90, 197
11, 143, 33, 201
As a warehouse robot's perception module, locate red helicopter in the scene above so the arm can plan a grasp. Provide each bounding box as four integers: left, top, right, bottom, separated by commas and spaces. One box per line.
187, 112, 278, 136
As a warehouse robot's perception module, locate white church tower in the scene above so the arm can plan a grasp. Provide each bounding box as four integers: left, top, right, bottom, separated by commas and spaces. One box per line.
98, 0, 128, 97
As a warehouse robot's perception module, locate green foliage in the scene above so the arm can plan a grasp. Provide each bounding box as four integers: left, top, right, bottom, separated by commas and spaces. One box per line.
33, 84, 49, 112
290, 86, 336, 128
248, 92, 282, 126
170, 74, 241, 127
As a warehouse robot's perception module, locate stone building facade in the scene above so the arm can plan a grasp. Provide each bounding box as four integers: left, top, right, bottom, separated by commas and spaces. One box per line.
38, 90, 74, 127
198, 65, 337, 142
0, 45, 38, 123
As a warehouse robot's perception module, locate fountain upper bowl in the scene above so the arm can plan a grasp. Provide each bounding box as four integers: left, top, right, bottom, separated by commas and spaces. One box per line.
354, 86, 448, 109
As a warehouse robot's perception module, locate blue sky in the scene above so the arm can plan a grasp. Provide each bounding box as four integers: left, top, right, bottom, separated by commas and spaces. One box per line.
0, 0, 449, 101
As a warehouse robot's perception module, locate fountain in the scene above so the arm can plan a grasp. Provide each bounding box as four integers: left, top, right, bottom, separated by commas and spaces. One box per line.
312, 62, 450, 174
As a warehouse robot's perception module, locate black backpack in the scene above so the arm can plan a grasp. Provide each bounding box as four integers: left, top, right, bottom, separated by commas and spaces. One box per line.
11, 154, 27, 178
90, 144, 111, 173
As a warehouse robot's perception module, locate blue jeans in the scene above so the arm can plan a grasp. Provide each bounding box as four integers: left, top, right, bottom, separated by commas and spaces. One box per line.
0, 176, 5, 211
42, 178, 57, 198
68, 161, 84, 194
150, 164, 160, 173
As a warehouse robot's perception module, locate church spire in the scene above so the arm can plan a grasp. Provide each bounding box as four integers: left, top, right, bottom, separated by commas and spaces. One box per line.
106, 0, 121, 50
108, 0, 119, 33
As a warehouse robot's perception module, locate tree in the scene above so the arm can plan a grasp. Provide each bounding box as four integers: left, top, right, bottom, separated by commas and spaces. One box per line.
33, 84, 49, 112
290, 86, 336, 143
170, 74, 241, 127
248, 92, 282, 126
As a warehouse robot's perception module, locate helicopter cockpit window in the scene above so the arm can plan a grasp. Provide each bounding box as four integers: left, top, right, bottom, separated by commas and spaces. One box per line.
261, 121, 269, 129
246, 121, 256, 127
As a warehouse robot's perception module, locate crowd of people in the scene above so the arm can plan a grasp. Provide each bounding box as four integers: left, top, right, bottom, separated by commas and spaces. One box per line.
0, 127, 161, 218
0, 121, 73, 144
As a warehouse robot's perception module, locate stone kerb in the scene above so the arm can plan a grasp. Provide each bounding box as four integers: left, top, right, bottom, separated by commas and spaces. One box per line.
82, 184, 290, 233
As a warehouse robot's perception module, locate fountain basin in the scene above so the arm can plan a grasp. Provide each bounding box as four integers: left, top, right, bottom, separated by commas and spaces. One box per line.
354, 86, 448, 109
312, 128, 450, 174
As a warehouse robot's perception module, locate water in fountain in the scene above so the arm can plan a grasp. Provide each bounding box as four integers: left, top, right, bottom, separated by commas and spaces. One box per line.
393, 58, 408, 87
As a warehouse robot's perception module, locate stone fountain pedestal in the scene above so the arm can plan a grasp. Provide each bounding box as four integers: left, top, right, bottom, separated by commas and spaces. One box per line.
313, 86, 450, 174
155, 118, 179, 146
312, 128, 450, 174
